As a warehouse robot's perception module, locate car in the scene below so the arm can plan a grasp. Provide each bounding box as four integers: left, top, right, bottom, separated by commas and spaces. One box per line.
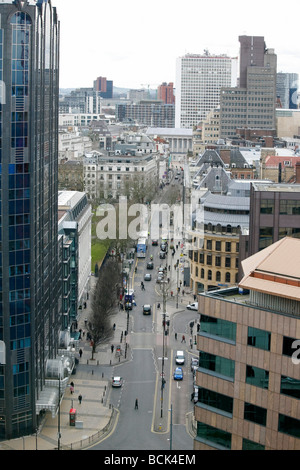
191, 357, 199, 372
187, 302, 198, 311
112, 377, 123, 388
147, 261, 154, 269
175, 350, 185, 365
125, 302, 132, 310
152, 239, 158, 246
143, 304, 151, 315
159, 251, 166, 259
156, 274, 164, 283
160, 243, 167, 252
173, 367, 183, 380
144, 273, 151, 281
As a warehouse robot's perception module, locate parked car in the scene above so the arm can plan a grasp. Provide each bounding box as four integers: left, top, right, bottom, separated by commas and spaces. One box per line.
191, 357, 199, 372
143, 304, 151, 315
112, 377, 123, 388
187, 302, 198, 311
144, 273, 151, 281
173, 367, 183, 380
147, 261, 154, 269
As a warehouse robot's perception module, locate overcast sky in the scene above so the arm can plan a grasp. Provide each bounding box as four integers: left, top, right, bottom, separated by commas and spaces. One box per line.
53, 0, 300, 90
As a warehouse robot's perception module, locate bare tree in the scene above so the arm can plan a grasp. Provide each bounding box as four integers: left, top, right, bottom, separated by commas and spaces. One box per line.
88, 258, 121, 358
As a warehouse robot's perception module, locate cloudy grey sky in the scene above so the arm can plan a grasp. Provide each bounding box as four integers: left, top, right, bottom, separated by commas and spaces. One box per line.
53, 0, 300, 90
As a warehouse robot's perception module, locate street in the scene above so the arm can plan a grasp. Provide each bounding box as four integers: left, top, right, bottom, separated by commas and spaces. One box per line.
92, 175, 196, 450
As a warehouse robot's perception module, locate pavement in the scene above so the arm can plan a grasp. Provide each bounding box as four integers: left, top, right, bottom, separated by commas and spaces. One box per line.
0, 243, 198, 451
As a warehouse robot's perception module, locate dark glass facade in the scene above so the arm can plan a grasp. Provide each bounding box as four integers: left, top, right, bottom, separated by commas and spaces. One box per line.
0, 0, 60, 440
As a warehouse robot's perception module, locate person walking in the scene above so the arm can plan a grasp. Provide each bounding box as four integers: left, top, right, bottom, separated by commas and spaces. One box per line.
78, 394, 82, 404
175, 332, 177, 340
135, 398, 138, 410
111, 344, 114, 353
181, 335, 186, 343
79, 348, 83, 358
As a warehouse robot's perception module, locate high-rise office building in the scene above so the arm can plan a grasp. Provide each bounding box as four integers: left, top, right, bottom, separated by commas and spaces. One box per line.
93, 76, 113, 99
220, 36, 277, 139
277, 72, 299, 109
157, 82, 175, 104
0, 0, 60, 440
175, 52, 238, 129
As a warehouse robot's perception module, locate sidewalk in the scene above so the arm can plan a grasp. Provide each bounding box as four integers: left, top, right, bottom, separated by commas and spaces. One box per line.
0, 244, 197, 451
0, 275, 131, 451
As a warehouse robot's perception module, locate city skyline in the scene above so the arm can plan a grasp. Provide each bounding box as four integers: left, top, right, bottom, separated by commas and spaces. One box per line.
53, 0, 300, 90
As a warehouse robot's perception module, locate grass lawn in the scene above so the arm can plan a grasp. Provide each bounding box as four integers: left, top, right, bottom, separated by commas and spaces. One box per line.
91, 239, 110, 273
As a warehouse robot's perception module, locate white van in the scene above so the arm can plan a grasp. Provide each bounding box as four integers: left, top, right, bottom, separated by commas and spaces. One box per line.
175, 350, 185, 365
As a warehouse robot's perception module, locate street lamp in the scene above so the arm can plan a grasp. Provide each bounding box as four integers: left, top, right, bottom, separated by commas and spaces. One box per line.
169, 404, 173, 450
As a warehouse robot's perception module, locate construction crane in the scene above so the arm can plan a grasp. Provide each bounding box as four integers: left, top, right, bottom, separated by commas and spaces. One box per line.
140, 83, 159, 99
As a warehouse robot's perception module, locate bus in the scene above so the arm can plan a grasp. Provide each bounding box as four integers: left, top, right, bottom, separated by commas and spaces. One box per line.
137, 238, 147, 258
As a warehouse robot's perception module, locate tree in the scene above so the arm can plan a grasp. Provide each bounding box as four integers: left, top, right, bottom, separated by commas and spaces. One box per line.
88, 258, 121, 359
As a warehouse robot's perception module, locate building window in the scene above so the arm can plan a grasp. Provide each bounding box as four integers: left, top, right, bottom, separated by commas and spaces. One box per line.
225, 272, 231, 283
200, 314, 236, 342
280, 376, 300, 399
282, 336, 298, 358
244, 402, 267, 427
225, 257, 231, 268
225, 242, 231, 252
248, 327, 271, 351
216, 271, 221, 282
242, 438, 265, 450
215, 256, 221, 267
197, 387, 233, 415
196, 422, 231, 450
259, 227, 273, 250
215, 240, 221, 251
199, 351, 235, 380
278, 414, 300, 439
260, 199, 274, 214
246, 365, 269, 389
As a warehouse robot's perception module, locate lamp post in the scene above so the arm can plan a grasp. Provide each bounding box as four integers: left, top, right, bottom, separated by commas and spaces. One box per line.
169, 404, 173, 450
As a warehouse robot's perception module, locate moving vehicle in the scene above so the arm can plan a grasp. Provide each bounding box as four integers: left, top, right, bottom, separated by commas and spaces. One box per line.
112, 377, 123, 388
191, 357, 199, 373
187, 302, 198, 311
156, 274, 164, 283
137, 237, 147, 258
144, 273, 151, 281
159, 251, 166, 259
147, 261, 154, 269
143, 304, 151, 315
175, 350, 185, 365
173, 367, 183, 380
152, 239, 158, 246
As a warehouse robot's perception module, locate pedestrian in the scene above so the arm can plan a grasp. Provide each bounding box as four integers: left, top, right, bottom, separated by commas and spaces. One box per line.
135, 398, 138, 410
182, 289, 185, 295
70, 384, 74, 394
171, 291, 173, 297
157, 303, 160, 309
79, 348, 83, 358
113, 323, 116, 330
78, 394, 82, 404
181, 335, 185, 343
175, 332, 177, 340
194, 294, 197, 301
111, 344, 114, 353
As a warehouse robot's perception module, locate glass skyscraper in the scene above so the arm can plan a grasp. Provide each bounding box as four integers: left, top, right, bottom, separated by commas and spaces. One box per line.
0, 0, 60, 440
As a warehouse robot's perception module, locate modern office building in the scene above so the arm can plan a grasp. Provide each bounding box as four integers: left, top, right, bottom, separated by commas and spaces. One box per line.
157, 82, 175, 104
0, 0, 61, 440
194, 237, 300, 450
219, 36, 277, 139
277, 72, 299, 110
115, 100, 175, 128
248, 182, 300, 255
94, 76, 113, 99
175, 52, 238, 129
